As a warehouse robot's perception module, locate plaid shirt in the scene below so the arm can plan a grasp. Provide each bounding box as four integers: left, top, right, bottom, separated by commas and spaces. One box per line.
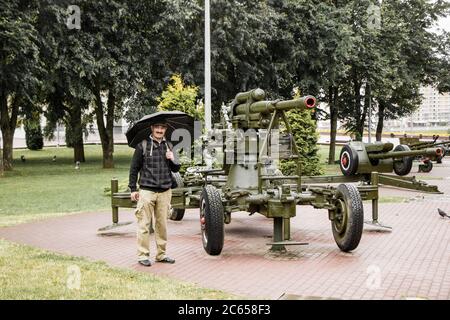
128, 136, 180, 192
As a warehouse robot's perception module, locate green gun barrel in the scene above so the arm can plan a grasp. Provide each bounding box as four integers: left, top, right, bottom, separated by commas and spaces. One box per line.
409, 140, 450, 150
234, 95, 316, 115
368, 147, 442, 160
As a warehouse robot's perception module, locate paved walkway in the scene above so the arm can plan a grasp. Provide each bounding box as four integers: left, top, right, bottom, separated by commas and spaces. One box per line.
0, 159, 449, 299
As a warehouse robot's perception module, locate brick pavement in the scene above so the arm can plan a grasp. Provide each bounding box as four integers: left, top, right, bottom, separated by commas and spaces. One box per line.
0, 159, 449, 300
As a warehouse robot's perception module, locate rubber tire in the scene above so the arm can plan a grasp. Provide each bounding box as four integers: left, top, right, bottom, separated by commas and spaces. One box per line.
200, 185, 224, 255
421, 160, 433, 173
172, 172, 184, 189
330, 184, 364, 252
339, 145, 359, 176
169, 172, 185, 221
437, 147, 445, 163
393, 144, 413, 176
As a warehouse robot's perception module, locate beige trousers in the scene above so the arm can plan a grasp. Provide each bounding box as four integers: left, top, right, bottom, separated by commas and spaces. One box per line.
135, 189, 172, 261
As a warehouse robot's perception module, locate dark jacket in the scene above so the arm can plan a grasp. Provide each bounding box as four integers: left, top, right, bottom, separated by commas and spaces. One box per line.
128, 137, 181, 192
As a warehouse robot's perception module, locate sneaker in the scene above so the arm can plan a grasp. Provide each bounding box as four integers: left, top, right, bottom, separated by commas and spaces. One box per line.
156, 257, 175, 264
138, 259, 152, 267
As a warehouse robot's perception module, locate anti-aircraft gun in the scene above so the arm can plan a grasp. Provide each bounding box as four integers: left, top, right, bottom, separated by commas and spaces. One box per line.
191, 89, 366, 255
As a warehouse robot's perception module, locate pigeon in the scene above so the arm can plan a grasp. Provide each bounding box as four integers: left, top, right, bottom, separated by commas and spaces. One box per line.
20, 155, 26, 162
52, 155, 56, 162
75, 161, 80, 170
438, 208, 450, 219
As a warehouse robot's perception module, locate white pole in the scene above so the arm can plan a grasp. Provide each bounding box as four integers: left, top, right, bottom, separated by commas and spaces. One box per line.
205, 0, 212, 130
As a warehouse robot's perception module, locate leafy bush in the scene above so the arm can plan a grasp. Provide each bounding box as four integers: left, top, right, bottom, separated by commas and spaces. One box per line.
25, 119, 44, 150
280, 94, 322, 176
157, 74, 204, 121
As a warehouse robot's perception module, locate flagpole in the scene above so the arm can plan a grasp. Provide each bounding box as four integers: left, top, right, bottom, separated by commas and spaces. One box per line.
205, 0, 212, 131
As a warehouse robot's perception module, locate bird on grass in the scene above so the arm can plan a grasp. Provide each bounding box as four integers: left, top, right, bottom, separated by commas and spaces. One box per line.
438, 208, 450, 219
75, 161, 80, 170
52, 155, 56, 162
20, 155, 26, 162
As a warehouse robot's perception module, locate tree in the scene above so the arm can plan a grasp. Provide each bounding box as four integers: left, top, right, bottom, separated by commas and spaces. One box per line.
373, 0, 450, 140
157, 74, 204, 120
0, 0, 42, 170
338, 0, 449, 141
36, 0, 92, 163
436, 31, 450, 93
123, 0, 203, 124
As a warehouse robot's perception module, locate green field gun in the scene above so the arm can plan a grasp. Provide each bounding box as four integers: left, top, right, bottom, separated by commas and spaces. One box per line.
399, 135, 450, 170
339, 141, 443, 176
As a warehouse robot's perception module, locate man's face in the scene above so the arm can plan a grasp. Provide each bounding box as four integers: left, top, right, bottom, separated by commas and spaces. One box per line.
151, 124, 167, 140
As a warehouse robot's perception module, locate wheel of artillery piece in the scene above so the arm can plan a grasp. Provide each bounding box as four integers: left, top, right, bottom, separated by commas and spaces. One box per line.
200, 185, 224, 255
392, 144, 414, 176
169, 172, 185, 221
420, 159, 433, 173
339, 145, 359, 176
436, 147, 445, 164
330, 184, 364, 252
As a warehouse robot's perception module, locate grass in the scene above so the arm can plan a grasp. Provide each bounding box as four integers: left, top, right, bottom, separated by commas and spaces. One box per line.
0, 145, 133, 227
317, 145, 341, 174
0, 239, 237, 300
377, 196, 409, 204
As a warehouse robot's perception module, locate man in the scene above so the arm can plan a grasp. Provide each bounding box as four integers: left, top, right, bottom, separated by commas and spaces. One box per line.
128, 119, 180, 266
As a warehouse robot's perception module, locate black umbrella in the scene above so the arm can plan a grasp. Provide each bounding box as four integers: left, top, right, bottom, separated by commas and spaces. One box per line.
126, 111, 195, 148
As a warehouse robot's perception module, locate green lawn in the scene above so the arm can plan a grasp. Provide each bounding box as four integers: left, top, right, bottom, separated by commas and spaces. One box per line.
0, 239, 237, 300
0, 145, 133, 226
317, 145, 341, 174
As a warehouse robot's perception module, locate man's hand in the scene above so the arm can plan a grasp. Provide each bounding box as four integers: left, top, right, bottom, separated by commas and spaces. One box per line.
131, 191, 139, 202
166, 150, 174, 161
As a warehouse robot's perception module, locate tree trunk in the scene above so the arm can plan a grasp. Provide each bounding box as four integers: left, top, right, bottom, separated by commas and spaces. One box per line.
328, 86, 339, 164
1, 130, 14, 170
376, 102, 385, 142
0, 151, 3, 175
93, 85, 115, 169
361, 82, 371, 142
0, 90, 19, 171
69, 103, 85, 163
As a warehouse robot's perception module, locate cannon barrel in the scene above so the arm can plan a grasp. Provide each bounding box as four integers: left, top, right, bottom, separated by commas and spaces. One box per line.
409, 140, 450, 149
234, 95, 316, 115
365, 142, 394, 153
368, 147, 442, 160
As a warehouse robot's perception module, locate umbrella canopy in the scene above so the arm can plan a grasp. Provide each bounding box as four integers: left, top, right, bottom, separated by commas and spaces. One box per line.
126, 111, 195, 148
